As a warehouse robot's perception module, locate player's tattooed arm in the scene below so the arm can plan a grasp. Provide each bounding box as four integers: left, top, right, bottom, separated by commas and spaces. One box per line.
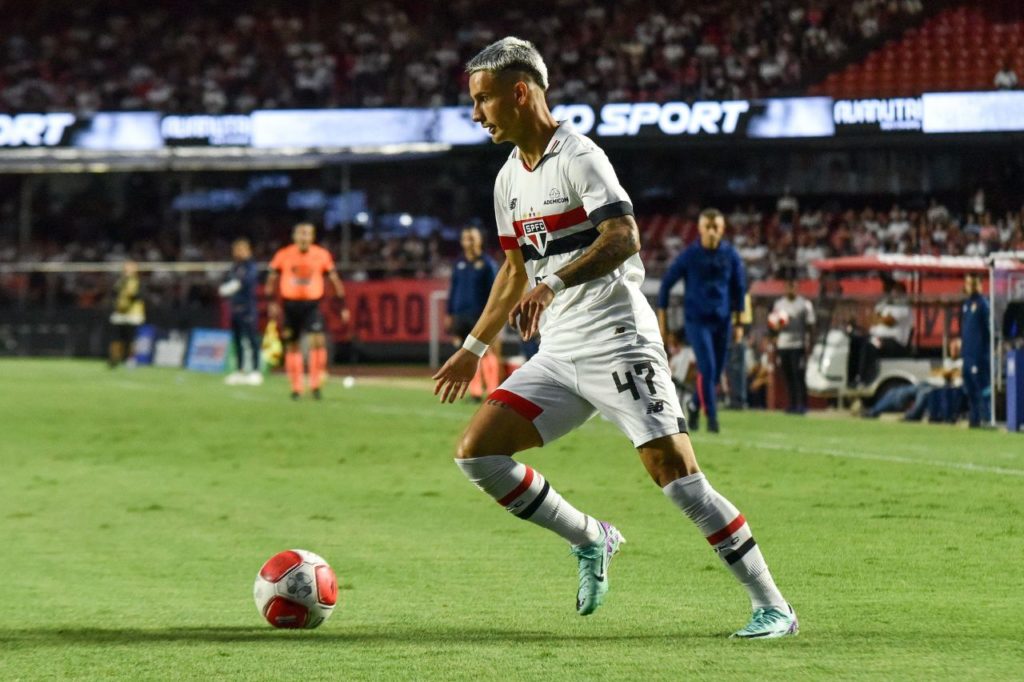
555, 215, 640, 287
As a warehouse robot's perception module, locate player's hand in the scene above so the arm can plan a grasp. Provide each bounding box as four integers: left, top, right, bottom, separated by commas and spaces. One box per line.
663, 334, 679, 354
340, 308, 350, 326
268, 301, 281, 320
509, 284, 554, 341
432, 348, 480, 403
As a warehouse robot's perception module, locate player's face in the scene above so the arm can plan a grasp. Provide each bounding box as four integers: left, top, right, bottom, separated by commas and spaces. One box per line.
123, 261, 138, 277
469, 71, 518, 144
964, 275, 981, 295
233, 241, 251, 260
293, 225, 315, 250
698, 216, 725, 249
461, 229, 482, 258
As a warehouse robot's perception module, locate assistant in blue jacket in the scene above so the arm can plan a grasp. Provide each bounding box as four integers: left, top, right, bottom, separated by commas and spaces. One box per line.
220, 238, 262, 375
657, 209, 747, 432
960, 273, 991, 427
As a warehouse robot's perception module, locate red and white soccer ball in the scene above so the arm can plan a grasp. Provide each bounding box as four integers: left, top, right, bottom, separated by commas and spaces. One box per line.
253, 549, 338, 629
767, 310, 790, 332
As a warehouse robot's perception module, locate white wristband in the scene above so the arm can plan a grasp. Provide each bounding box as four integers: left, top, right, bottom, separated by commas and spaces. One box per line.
541, 273, 566, 294
462, 334, 489, 358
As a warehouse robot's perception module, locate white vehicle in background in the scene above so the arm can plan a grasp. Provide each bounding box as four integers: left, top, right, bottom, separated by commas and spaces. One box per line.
804, 255, 988, 403
806, 327, 937, 402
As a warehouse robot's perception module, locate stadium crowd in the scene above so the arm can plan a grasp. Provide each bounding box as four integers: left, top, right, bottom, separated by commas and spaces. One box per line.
4, 196, 1022, 310
2, 0, 927, 113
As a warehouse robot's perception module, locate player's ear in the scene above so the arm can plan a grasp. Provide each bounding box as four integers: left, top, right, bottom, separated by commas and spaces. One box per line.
513, 80, 530, 105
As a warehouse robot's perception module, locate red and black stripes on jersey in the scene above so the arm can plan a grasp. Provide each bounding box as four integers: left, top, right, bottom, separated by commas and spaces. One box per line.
498, 201, 634, 262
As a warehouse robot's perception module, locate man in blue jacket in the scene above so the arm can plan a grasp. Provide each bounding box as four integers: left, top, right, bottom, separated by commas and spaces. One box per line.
220, 238, 262, 385
961, 273, 991, 427
447, 227, 500, 400
657, 208, 747, 432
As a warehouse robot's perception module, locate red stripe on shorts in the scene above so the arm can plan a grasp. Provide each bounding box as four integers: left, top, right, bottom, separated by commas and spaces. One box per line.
488, 388, 543, 421
706, 514, 746, 545
497, 466, 535, 506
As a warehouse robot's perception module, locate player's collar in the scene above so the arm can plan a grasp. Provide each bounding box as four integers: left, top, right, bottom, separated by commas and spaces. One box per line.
510, 121, 573, 163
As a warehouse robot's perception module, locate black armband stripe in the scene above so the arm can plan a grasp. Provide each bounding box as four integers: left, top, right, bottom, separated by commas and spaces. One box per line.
587, 200, 634, 227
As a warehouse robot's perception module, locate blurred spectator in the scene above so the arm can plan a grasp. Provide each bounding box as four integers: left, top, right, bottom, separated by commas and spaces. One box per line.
0, 0, 926, 112
770, 278, 815, 414
994, 61, 1019, 90
446, 226, 499, 401
865, 339, 963, 420
108, 260, 144, 367
960, 273, 991, 427
724, 324, 751, 409
846, 278, 911, 388
747, 336, 772, 409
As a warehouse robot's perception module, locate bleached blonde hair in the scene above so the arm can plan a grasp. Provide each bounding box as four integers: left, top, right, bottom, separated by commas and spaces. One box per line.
465, 36, 549, 90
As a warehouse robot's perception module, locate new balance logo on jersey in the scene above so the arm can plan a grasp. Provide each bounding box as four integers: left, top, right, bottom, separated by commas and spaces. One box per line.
523, 219, 548, 255
510, 197, 517, 211
645, 400, 665, 414
543, 187, 569, 205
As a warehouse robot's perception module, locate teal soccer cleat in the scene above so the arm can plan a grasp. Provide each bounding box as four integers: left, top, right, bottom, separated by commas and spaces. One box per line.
571, 522, 625, 616
731, 604, 799, 639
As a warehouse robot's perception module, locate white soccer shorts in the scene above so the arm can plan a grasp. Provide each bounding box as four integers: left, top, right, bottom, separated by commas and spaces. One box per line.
490, 343, 687, 448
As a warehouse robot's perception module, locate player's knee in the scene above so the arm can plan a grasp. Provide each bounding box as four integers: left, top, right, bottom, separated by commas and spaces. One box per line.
455, 430, 485, 459
456, 423, 520, 459
638, 434, 700, 486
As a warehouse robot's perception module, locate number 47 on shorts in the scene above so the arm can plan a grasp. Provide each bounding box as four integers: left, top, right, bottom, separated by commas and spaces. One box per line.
611, 362, 657, 401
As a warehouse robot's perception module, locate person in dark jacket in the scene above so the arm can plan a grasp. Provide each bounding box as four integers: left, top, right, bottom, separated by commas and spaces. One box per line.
960, 273, 991, 427
657, 208, 747, 432
220, 238, 262, 385
447, 227, 500, 400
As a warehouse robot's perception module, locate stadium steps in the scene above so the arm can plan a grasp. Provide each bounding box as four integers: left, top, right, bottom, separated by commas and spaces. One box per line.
810, 0, 1024, 98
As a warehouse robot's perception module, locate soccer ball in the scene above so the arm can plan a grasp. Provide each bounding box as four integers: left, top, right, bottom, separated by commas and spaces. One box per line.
767, 310, 790, 332
253, 549, 338, 629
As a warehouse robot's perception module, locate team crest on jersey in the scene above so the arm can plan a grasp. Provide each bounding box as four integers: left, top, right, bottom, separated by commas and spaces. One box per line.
523, 219, 548, 255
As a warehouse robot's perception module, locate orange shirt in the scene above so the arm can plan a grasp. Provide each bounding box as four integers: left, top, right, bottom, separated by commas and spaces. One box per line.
269, 244, 335, 301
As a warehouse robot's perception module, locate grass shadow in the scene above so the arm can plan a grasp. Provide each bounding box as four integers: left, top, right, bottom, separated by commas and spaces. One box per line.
0, 624, 726, 647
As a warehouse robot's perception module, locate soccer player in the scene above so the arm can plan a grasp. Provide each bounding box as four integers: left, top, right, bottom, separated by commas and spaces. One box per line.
220, 238, 262, 386
771, 278, 816, 413
432, 37, 797, 638
108, 260, 145, 368
265, 223, 349, 400
960, 273, 991, 427
656, 209, 747, 433
447, 226, 501, 401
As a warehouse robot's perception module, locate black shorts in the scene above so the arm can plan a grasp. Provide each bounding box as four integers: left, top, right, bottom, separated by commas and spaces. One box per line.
111, 323, 138, 346
282, 300, 324, 341
450, 314, 477, 340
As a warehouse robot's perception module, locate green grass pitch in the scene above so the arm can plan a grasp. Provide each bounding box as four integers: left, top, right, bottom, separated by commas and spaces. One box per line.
1, 359, 1022, 681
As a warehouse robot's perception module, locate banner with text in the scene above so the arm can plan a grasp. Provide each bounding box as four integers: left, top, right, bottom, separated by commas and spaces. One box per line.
326, 278, 448, 344
4, 91, 1024, 152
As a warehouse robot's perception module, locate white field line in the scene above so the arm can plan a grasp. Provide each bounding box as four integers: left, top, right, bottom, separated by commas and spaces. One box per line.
220, 382, 1024, 477
715, 437, 1024, 477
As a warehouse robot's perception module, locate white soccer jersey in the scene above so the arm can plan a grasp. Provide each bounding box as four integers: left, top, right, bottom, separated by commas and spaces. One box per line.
772, 295, 816, 350
493, 123, 660, 358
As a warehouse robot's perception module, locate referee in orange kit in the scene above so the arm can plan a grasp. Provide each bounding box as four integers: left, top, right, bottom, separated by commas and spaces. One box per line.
265, 223, 349, 400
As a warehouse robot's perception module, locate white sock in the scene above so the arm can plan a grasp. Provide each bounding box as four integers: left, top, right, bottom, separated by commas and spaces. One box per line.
456, 456, 601, 546
663, 472, 786, 610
